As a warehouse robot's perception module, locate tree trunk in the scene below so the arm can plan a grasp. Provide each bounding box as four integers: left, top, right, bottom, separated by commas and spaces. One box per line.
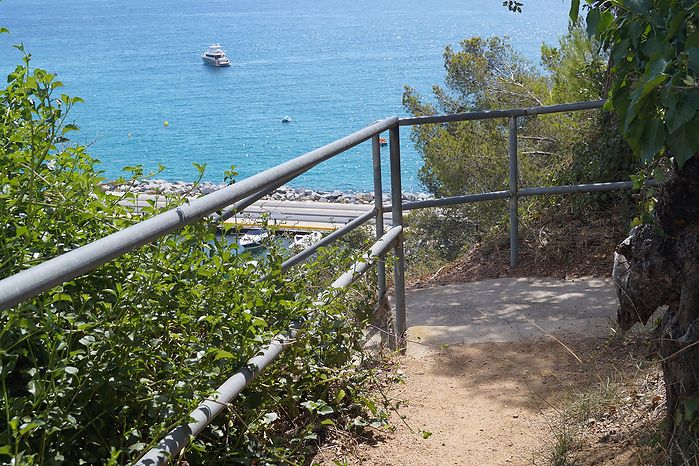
612, 154, 699, 465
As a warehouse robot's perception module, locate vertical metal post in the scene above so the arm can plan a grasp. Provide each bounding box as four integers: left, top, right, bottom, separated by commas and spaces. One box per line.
372, 135, 386, 301
389, 125, 407, 348
508, 116, 519, 268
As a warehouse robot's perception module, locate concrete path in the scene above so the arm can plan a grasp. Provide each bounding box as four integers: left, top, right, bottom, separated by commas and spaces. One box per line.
405, 277, 618, 356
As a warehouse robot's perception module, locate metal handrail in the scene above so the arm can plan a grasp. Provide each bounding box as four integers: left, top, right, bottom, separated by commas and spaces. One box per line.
281, 207, 378, 271
398, 99, 604, 126
399, 99, 610, 267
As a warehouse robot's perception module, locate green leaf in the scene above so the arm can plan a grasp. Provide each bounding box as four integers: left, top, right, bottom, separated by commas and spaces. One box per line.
0, 354, 18, 375
646, 57, 669, 81
192, 162, 207, 175
652, 167, 667, 183
687, 48, 699, 74
667, 116, 699, 167
665, 96, 697, 133
334, 389, 346, 403
586, 9, 601, 36
25, 76, 37, 89
611, 38, 631, 64
642, 31, 667, 59
19, 421, 44, 435
317, 404, 334, 416
214, 349, 235, 361
421, 430, 433, 439
660, 83, 679, 109
569, 0, 580, 22
665, 10, 686, 41
686, 31, 699, 49
62, 123, 79, 134
52, 293, 73, 303
637, 117, 665, 163
352, 416, 368, 427
629, 22, 645, 48
64, 366, 79, 375
625, 0, 650, 15
598, 10, 615, 33
364, 398, 378, 415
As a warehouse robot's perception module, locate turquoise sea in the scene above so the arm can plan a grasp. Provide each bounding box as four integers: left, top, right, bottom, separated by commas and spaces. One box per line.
0, 0, 570, 192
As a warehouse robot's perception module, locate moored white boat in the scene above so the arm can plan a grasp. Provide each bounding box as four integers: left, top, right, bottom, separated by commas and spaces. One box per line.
292, 231, 323, 250
201, 44, 231, 67
239, 228, 269, 250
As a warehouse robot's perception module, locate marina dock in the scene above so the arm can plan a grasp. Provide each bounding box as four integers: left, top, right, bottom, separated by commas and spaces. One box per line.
115, 193, 393, 232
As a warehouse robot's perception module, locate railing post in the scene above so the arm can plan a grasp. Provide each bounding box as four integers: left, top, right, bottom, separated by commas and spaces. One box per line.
372, 135, 386, 302
508, 116, 519, 268
389, 124, 406, 348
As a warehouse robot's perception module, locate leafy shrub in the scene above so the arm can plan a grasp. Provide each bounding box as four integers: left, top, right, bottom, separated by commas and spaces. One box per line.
0, 48, 382, 465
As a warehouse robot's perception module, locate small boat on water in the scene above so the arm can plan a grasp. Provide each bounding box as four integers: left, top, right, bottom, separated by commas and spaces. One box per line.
379, 137, 387, 146
292, 231, 323, 249
239, 228, 268, 250
281, 116, 292, 123
201, 44, 231, 67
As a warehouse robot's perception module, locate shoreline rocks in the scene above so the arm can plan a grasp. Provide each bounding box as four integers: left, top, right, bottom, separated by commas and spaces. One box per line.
101, 179, 433, 205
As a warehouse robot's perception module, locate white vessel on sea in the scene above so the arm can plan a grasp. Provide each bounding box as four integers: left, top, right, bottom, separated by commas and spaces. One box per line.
201, 44, 230, 67
292, 231, 322, 250
238, 228, 268, 251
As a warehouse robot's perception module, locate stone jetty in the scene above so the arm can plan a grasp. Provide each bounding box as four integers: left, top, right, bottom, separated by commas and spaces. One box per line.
101, 179, 433, 205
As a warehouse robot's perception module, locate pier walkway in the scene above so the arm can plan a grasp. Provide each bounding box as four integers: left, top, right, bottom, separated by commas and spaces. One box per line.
221, 199, 393, 231
115, 192, 392, 232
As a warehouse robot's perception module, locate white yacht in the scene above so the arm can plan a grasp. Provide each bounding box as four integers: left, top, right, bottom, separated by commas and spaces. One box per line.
201, 44, 231, 67
292, 231, 322, 250
239, 228, 268, 251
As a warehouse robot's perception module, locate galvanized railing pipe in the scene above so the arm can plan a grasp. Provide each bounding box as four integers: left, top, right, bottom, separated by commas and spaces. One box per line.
401, 191, 511, 210
372, 135, 386, 301
398, 100, 604, 126
388, 125, 407, 347
280, 207, 378, 271
401, 180, 658, 211
508, 116, 519, 268
134, 325, 299, 466
0, 117, 398, 310
330, 226, 402, 289
518, 180, 640, 197
215, 181, 287, 223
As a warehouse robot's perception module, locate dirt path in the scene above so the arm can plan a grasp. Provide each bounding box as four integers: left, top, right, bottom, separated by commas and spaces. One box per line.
314, 336, 662, 465
312, 278, 663, 465
316, 339, 588, 465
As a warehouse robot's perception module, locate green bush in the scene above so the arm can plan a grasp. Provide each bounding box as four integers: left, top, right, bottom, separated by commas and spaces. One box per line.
0, 48, 382, 465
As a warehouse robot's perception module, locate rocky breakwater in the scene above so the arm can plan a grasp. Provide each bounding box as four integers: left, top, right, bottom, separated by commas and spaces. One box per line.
101, 179, 433, 205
